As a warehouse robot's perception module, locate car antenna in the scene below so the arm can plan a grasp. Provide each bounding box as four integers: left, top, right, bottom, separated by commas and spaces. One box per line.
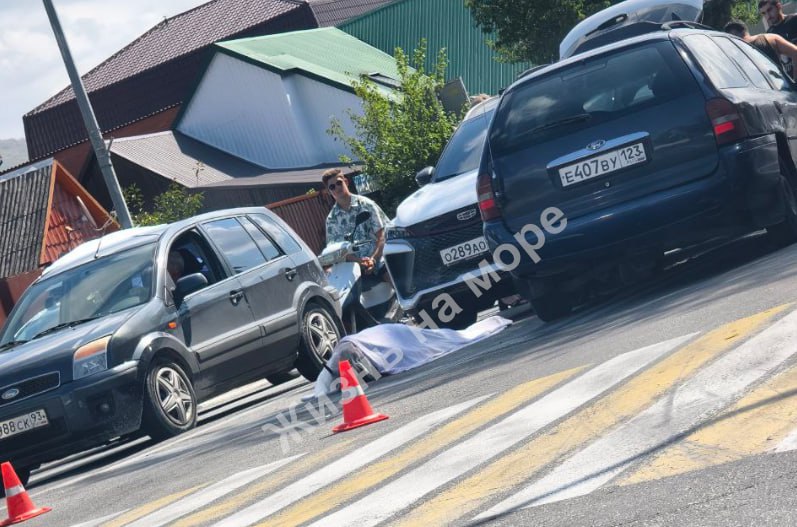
93, 211, 116, 259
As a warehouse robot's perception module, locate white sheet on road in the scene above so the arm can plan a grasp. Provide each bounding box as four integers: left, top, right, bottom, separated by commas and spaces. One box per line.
314, 316, 512, 396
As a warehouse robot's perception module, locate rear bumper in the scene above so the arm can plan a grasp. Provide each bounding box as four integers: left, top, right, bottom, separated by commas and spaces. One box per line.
0, 362, 143, 468
485, 135, 783, 279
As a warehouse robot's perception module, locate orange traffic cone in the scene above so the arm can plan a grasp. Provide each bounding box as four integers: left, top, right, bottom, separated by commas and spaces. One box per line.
332, 360, 389, 433
1, 462, 50, 526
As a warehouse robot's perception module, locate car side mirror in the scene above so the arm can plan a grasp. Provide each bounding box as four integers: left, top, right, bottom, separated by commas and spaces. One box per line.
174, 273, 208, 305
415, 166, 434, 187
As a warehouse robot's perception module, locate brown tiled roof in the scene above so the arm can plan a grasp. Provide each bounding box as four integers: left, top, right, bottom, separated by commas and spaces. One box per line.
24, 0, 316, 160
308, 0, 395, 26
0, 162, 53, 278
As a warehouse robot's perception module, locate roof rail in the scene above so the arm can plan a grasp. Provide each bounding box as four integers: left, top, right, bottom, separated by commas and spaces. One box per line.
661, 20, 713, 30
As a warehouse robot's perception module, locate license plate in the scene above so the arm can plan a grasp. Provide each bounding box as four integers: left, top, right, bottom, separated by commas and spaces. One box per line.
440, 237, 489, 266
559, 142, 647, 187
0, 410, 49, 440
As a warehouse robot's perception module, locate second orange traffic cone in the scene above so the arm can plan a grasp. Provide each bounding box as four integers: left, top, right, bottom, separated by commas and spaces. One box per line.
1, 462, 50, 526
332, 360, 389, 433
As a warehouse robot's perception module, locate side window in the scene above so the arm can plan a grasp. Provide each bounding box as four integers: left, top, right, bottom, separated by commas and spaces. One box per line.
168, 231, 225, 287
683, 34, 749, 89
250, 213, 303, 255
714, 37, 771, 90
240, 217, 282, 261
202, 218, 267, 274
733, 39, 790, 91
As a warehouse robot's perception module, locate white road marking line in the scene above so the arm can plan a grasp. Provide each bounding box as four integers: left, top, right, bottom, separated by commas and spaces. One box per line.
126, 456, 302, 527
69, 509, 130, 527
311, 333, 696, 527
774, 426, 797, 453
480, 309, 797, 519
212, 395, 491, 527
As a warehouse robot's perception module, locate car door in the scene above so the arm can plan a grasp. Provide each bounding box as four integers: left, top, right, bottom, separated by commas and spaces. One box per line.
722, 36, 797, 160
201, 217, 297, 369
170, 230, 263, 387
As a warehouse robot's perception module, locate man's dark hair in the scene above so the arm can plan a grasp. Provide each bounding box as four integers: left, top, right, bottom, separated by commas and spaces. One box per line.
724, 20, 749, 37
321, 168, 344, 185
759, 0, 778, 9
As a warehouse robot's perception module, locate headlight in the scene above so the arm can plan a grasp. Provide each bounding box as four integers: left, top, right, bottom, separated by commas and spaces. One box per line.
73, 336, 110, 380
387, 227, 411, 240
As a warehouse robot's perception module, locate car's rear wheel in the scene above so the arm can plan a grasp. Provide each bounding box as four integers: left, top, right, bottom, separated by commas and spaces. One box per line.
295, 304, 342, 382
142, 358, 197, 441
767, 159, 797, 246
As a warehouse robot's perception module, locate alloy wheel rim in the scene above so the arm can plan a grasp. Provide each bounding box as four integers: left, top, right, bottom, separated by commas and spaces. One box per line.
307, 312, 339, 361
155, 366, 194, 426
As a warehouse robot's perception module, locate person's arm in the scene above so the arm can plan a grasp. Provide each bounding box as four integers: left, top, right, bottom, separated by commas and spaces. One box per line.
367, 201, 387, 263
769, 33, 797, 63
371, 228, 385, 263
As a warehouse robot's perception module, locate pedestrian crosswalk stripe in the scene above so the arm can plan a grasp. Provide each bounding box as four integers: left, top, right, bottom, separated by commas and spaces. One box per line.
393, 305, 786, 527
124, 456, 301, 527
618, 361, 797, 485
69, 510, 129, 527
774, 425, 797, 453
260, 366, 587, 527
309, 333, 697, 527
213, 395, 489, 527
479, 306, 797, 520
172, 440, 357, 527
102, 486, 200, 527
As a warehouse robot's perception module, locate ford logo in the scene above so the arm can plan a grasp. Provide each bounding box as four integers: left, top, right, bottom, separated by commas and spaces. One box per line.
457, 209, 477, 221
587, 139, 606, 151
1, 388, 20, 401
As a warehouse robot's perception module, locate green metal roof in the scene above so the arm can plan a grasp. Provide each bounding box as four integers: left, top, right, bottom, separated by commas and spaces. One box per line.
338, 0, 530, 95
216, 27, 401, 91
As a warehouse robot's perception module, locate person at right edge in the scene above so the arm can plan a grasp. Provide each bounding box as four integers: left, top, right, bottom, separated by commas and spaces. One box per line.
724, 20, 797, 67
760, 0, 797, 77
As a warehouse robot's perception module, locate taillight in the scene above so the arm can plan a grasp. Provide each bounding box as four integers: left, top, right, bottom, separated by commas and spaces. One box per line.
705, 98, 747, 146
477, 169, 501, 221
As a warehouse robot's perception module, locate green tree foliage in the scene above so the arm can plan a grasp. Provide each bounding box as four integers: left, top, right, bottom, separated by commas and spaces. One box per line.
328, 41, 465, 215
123, 181, 204, 227
466, 0, 757, 65
730, 0, 764, 26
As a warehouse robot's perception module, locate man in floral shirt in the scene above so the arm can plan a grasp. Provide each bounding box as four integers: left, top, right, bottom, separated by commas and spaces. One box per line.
323, 168, 390, 274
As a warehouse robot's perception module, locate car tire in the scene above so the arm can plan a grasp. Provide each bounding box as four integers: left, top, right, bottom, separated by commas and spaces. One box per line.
530, 293, 573, 322
295, 303, 342, 382
142, 358, 197, 441
767, 160, 797, 247
266, 371, 296, 386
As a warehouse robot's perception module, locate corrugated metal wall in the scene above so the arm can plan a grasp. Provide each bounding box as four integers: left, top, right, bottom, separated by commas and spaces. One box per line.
267, 191, 335, 254
339, 0, 529, 96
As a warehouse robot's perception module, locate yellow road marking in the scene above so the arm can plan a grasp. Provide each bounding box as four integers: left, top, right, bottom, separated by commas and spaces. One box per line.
619, 362, 797, 485
172, 439, 355, 527
394, 305, 789, 527
103, 486, 201, 527
259, 366, 587, 527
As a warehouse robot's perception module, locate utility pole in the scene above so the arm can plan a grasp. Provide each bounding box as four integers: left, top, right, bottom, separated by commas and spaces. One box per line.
42, 0, 133, 228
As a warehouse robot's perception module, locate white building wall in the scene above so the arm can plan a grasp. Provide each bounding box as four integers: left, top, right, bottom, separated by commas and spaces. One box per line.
177, 53, 315, 169
282, 75, 362, 164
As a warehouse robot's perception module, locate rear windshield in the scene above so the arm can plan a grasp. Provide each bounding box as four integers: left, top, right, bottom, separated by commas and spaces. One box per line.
490, 41, 695, 155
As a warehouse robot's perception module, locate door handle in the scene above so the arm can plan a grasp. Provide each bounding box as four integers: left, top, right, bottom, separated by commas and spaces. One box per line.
229, 290, 244, 306
284, 267, 298, 281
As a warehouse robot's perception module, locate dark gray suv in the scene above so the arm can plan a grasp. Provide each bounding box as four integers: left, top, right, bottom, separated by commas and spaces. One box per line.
0, 207, 342, 485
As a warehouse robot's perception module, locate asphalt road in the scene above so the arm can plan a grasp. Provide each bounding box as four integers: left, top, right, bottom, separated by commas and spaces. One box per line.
5, 231, 797, 527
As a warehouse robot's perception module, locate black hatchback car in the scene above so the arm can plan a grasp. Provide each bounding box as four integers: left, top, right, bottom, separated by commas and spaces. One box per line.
480, 23, 797, 320
0, 207, 342, 485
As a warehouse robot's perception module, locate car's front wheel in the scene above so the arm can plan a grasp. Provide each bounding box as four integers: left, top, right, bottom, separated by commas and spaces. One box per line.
295, 304, 342, 382
142, 358, 197, 441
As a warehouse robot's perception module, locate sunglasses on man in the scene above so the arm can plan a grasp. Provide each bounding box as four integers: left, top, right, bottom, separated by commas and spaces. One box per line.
328, 180, 344, 191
